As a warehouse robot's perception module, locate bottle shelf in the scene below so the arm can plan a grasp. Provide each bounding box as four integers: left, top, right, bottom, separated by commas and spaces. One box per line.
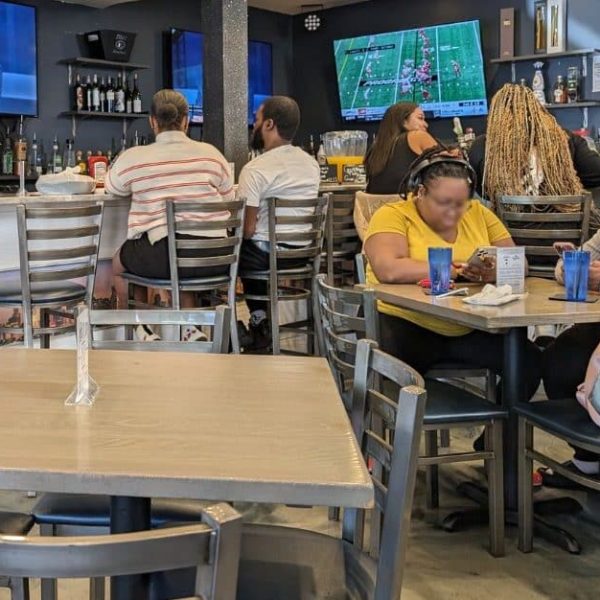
60, 111, 148, 119
545, 102, 600, 109
491, 49, 600, 64
58, 58, 150, 71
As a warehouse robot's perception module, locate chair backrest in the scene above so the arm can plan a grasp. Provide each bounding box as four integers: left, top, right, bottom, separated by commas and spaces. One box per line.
353, 191, 402, 241
325, 192, 360, 284
315, 274, 378, 409
86, 306, 231, 353
498, 194, 591, 278
16, 200, 104, 347
355, 253, 368, 285
165, 199, 246, 309
348, 339, 426, 600
0, 502, 241, 600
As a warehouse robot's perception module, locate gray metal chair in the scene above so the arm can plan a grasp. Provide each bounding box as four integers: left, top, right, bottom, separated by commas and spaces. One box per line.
239, 195, 328, 355
323, 192, 360, 286
316, 274, 506, 556
121, 199, 245, 352
87, 307, 231, 354
0, 503, 241, 600
498, 194, 591, 279
236, 339, 426, 600
0, 200, 103, 347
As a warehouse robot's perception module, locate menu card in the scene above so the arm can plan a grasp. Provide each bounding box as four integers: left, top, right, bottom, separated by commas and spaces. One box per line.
496, 246, 526, 294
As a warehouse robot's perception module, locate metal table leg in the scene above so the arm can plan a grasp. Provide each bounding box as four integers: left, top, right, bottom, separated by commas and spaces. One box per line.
110, 496, 151, 600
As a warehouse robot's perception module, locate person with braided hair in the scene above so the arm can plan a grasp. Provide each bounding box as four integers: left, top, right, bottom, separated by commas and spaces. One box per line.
469, 83, 600, 201
364, 149, 542, 398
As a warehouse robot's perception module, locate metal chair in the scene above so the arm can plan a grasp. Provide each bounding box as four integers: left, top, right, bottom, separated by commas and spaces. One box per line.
316, 274, 506, 556
239, 195, 328, 355
516, 399, 600, 555
498, 194, 591, 279
0, 503, 241, 600
236, 339, 426, 600
121, 199, 245, 352
0, 200, 103, 347
86, 307, 231, 354
353, 191, 402, 242
323, 192, 360, 286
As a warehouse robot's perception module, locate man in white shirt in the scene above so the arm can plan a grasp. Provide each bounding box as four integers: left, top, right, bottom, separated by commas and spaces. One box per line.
236, 96, 320, 351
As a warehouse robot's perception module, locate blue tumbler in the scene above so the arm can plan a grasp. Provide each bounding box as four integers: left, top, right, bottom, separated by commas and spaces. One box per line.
428, 247, 452, 295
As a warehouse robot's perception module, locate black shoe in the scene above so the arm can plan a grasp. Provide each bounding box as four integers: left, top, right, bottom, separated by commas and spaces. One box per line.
249, 319, 272, 351
538, 461, 597, 490
237, 321, 254, 352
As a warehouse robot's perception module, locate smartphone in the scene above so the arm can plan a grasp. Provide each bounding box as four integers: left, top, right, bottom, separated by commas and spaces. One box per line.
465, 247, 497, 270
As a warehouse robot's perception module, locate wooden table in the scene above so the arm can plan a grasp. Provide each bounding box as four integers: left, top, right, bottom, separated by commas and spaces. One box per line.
0, 349, 373, 599
375, 278, 600, 546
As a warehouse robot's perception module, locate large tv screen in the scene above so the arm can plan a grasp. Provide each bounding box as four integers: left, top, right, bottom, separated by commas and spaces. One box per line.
333, 20, 488, 121
0, 1, 37, 117
168, 29, 273, 124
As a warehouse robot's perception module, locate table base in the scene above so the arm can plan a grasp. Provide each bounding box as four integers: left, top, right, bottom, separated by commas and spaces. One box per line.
441, 482, 583, 554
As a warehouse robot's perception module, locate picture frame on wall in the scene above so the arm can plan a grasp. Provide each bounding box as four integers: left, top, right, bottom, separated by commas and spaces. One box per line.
547, 0, 567, 54
534, 0, 547, 54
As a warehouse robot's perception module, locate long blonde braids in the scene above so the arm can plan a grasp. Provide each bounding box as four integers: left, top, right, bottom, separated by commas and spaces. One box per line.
483, 83, 584, 206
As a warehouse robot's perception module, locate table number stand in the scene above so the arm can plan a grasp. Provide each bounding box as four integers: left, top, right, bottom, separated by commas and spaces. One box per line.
66, 306, 99, 406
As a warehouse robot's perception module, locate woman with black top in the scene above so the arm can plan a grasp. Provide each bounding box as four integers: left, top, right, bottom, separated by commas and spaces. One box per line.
365, 102, 441, 194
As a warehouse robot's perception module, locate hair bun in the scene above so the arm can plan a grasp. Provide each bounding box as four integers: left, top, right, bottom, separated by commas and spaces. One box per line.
157, 102, 178, 122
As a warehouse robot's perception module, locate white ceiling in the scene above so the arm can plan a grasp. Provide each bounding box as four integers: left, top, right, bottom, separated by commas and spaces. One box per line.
56, 0, 370, 15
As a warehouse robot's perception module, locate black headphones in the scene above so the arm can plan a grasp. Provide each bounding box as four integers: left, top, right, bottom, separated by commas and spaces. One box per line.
402, 154, 478, 198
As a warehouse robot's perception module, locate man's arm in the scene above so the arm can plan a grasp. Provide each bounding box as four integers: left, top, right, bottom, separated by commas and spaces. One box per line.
244, 206, 258, 239
236, 166, 264, 240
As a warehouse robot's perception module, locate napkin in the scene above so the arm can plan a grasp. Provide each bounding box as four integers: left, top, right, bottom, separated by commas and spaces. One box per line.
462, 284, 526, 306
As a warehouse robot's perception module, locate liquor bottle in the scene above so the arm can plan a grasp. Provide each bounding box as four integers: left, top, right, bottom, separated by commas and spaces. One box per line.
308, 134, 315, 157
133, 130, 139, 146
115, 74, 125, 113
74, 73, 85, 111
553, 75, 567, 104
51, 136, 62, 173
124, 76, 133, 113
13, 116, 27, 176
120, 133, 127, 153
99, 76, 107, 113
91, 74, 100, 112
106, 77, 115, 113
567, 66, 580, 104
132, 73, 142, 113
316, 135, 327, 166
75, 150, 86, 174
37, 140, 45, 175
2, 127, 13, 176
63, 139, 76, 169
85, 75, 93, 112
27, 132, 39, 177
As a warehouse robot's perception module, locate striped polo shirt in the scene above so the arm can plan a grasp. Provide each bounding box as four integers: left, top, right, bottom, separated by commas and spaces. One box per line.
105, 130, 234, 243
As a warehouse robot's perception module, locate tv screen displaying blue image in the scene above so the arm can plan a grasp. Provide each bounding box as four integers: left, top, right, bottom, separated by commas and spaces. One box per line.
0, 1, 37, 117
168, 29, 273, 124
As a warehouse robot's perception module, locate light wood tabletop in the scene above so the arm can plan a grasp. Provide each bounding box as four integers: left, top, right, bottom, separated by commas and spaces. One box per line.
376, 278, 600, 331
0, 349, 373, 509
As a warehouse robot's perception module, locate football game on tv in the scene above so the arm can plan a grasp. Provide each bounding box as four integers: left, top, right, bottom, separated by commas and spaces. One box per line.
333, 20, 488, 121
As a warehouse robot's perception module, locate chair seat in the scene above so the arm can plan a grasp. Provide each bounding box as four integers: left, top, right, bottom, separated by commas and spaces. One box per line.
239, 266, 313, 279
32, 493, 207, 527
237, 523, 375, 600
515, 399, 600, 448
424, 379, 507, 426
0, 511, 34, 535
0, 275, 86, 304
121, 272, 230, 288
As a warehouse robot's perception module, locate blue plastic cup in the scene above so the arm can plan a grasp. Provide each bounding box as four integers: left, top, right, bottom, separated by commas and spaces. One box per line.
428, 247, 452, 295
563, 250, 590, 301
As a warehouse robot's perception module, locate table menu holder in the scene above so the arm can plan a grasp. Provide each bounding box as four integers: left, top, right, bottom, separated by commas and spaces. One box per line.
66, 306, 99, 406
496, 246, 526, 294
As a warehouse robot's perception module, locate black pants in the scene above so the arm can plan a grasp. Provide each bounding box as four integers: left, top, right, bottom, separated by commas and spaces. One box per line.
239, 239, 307, 314
379, 313, 543, 402
542, 323, 600, 462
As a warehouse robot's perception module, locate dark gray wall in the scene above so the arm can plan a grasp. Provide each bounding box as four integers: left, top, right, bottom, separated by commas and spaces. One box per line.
291, 0, 600, 144
2, 0, 293, 158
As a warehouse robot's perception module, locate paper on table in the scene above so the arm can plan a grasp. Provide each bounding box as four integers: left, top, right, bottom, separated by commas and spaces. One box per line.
593, 55, 600, 93
462, 284, 527, 306
496, 246, 525, 294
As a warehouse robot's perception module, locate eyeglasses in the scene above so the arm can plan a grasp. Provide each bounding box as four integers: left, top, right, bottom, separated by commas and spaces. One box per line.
423, 187, 470, 213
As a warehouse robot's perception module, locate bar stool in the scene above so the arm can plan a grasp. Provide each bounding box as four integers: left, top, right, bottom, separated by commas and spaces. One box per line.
121, 199, 245, 352
0, 200, 103, 347
239, 195, 328, 355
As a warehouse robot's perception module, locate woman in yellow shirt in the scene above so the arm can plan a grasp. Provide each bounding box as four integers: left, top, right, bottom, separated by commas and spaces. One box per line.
364, 151, 542, 400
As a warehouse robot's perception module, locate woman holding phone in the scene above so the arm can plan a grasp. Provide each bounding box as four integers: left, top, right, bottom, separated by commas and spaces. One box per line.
364, 148, 542, 398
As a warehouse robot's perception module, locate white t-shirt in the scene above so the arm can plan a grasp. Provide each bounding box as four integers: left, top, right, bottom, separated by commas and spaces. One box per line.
236, 145, 320, 245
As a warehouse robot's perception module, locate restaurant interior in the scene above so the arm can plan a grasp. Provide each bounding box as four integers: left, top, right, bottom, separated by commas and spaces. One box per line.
0, 0, 599, 599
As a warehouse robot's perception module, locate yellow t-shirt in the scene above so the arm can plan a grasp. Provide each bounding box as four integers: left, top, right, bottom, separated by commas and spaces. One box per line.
365, 198, 511, 336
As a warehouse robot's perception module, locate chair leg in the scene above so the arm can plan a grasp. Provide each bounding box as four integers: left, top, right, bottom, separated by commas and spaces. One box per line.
39, 523, 57, 600
229, 307, 240, 354
439, 429, 450, 448
8, 577, 29, 600
328, 506, 340, 521
425, 430, 439, 510
89, 577, 105, 600
485, 420, 505, 557
40, 308, 50, 349
518, 417, 534, 553
306, 285, 315, 356
486, 369, 497, 404
269, 279, 280, 355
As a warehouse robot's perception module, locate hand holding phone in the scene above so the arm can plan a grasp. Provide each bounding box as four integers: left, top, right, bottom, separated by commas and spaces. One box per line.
553, 241, 577, 256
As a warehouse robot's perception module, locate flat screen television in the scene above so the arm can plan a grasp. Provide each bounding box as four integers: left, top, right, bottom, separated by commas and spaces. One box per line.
333, 20, 487, 122
0, 1, 37, 117
167, 28, 273, 124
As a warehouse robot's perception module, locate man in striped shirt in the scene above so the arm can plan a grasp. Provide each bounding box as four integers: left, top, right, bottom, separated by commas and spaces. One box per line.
106, 90, 234, 340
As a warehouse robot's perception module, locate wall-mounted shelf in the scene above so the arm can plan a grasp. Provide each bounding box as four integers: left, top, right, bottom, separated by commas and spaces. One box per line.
545, 102, 600, 109
491, 48, 600, 64
58, 58, 150, 71
60, 111, 148, 119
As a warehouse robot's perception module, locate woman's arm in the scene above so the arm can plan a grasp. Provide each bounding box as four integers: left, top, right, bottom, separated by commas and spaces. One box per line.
364, 232, 433, 283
